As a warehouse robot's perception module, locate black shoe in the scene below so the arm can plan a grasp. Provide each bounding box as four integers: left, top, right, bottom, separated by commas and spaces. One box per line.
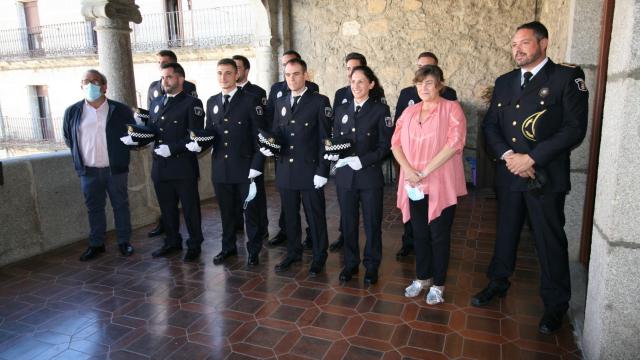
274, 257, 300, 272
262, 232, 270, 241
151, 244, 182, 258
364, 268, 378, 285
213, 249, 238, 265
183, 248, 201, 262
538, 310, 565, 334
395, 245, 413, 260
471, 279, 511, 307
302, 239, 313, 250
248, 253, 259, 266
338, 266, 359, 282
329, 237, 344, 252
147, 221, 164, 238
118, 243, 134, 257
268, 232, 287, 246
236, 225, 244, 233
79, 246, 105, 261
308, 262, 324, 277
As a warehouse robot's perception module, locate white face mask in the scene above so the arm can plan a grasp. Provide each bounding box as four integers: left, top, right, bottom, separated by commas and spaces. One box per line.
404, 184, 425, 201
84, 83, 103, 102
243, 180, 257, 209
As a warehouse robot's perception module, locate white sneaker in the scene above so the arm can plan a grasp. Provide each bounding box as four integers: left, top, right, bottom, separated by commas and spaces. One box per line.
404, 279, 432, 298
426, 286, 445, 305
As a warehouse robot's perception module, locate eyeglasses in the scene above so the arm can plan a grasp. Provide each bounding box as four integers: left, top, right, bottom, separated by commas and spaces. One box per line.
81, 79, 102, 86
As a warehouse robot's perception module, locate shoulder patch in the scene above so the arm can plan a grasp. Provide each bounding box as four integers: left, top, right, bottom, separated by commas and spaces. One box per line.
262, 97, 267, 106
256, 106, 263, 115
325, 107, 333, 118
191, 90, 199, 98
380, 97, 387, 105
194, 106, 204, 116
385, 116, 393, 127
574, 78, 588, 92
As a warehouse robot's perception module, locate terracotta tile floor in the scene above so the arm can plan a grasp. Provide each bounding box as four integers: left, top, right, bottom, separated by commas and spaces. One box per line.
0, 182, 582, 359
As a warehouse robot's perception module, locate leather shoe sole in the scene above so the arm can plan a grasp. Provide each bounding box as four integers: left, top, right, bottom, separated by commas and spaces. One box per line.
339, 267, 359, 282
79, 246, 105, 261
471, 280, 511, 307
274, 257, 301, 272
151, 245, 182, 258
213, 250, 238, 265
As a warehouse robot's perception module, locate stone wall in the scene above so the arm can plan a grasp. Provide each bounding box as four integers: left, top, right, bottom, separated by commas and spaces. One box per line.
0, 149, 214, 267
583, 0, 640, 358
290, 0, 537, 176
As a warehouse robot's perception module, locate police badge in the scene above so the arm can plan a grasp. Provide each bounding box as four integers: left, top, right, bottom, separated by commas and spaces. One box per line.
213, 105, 219, 114
341, 114, 349, 124
277, 91, 283, 98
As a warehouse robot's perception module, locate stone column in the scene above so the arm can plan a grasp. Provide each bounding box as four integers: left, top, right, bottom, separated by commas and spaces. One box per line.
582, 0, 640, 358
81, 0, 142, 107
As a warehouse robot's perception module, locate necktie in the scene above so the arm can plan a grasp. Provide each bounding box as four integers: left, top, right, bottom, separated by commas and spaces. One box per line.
355, 105, 361, 114
223, 94, 230, 112
291, 95, 301, 112
522, 71, 533, 90
163, 95, 169, 106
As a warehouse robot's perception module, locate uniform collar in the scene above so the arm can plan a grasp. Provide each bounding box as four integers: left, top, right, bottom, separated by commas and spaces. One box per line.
521, 57, 549, 82
354, 97, 368, 111
237, 80, 249, 89
222, 87, 239, 101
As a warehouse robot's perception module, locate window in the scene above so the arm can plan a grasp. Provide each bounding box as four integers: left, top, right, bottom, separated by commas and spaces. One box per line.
28, 85, 53, 140
22, 0, 43, 54
165, 0, 184, 47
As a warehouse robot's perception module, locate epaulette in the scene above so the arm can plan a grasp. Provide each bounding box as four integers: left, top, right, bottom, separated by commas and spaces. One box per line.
559, 62, 578, 68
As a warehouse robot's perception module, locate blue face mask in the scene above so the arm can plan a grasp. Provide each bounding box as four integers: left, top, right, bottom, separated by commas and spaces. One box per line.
84, 83, 103, 102
404, 184, 425, 201
243, 180, 257, 209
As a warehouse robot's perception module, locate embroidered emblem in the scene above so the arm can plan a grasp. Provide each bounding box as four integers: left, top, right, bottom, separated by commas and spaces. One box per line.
154, 105, 159, 113
277, 91, 282, 98
341, 98, 348, 104
575, 78, 588, 92
539, 87, 550, 98
281, 107, 287, 117
325, 107, 333, 118
194, 106, 204, 116
521, 110, 548, 141
256, 106, 263, 115
341, 114, 348, 124
213, 105, 219, 114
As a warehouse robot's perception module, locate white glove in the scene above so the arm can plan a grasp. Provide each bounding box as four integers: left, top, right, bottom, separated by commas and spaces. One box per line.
154, 144, 171, 158
346, 156, 363, 170
335, 158, 349, 168
323, 153, 339, 161
259, 147, 274, 157
120, 135, 138, 146
133, 112, 144, 124
313, 175, 328, 189
185, 141, 202, 152
248, 169, 262, 179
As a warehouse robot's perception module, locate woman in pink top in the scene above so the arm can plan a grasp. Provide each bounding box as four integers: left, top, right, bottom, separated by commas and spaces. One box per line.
391, 65, 467, 305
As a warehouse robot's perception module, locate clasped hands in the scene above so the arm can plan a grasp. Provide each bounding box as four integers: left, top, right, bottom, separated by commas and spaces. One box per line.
403, 166, 427, 187
504, 152, 536, 179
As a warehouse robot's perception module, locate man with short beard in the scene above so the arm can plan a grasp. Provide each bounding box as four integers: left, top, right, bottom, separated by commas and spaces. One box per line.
475, 21, 588, 335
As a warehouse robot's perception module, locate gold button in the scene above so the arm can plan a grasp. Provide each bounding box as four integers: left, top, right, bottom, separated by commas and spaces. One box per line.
289, 158, 294, 163
224, 154, 228, 158
512, 121, 517, 126
516, 104, 520, 109
305, 123, 308, 126
290, 145, 294, 149
497, 103, 502, 107
352, 128, 356, 132
224, 142, 228, 147
340, 132, 344, 135
159, 128, 164, 131
161, 116, 165, 119
540, 101, 545, 105
290, 133, 295, 136
224, 130, 229, 134
512, 137, 517, 142
224, 118, 228, 122
291, 120, 295, 124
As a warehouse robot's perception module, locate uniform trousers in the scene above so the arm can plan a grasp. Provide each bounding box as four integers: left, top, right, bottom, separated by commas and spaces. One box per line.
80, 167, 131, 247
279, 188, 328, 263
214, 176, 265, 255
337, 186, 383, 270
488, 188, 570, 312
153, 178, 203, 249
409, 197, 456, 286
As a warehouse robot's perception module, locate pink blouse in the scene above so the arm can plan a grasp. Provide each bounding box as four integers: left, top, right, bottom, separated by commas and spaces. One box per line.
391, 98, 467, 223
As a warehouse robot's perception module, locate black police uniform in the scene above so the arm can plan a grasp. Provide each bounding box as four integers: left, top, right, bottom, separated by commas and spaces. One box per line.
333, 86, 387, 108
482, 59, 588, 314
147, 79, 198, 109
148, 91, 205, 250
238, 81, 268, 238
395, 84, 457, 252
266, 80, 319, 241
271, 89, 331, 264
205, 88, 266, 256
333, 98, 392, 273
